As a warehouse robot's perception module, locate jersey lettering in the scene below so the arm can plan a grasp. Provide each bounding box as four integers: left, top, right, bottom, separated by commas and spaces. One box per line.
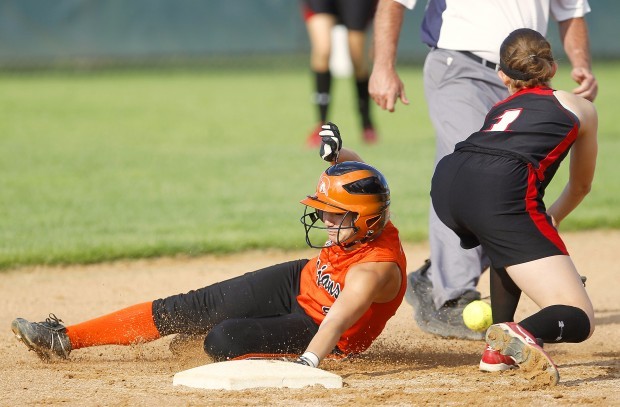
315, 259, 341, 299
485, 108, 523, 132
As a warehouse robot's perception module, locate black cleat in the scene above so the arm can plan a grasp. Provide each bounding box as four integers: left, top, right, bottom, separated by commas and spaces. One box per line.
11, 314, 71, 361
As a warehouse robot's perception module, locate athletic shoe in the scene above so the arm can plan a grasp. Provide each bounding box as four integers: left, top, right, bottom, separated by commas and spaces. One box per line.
11, 314, 71, 361
486, 322, 560, 386
405, 260, 485, 340
362, 126, 378, 144
423, 290, 485, 341
404, 260, 434, 326
479, 344, 517, 372
305, 122, 324, 148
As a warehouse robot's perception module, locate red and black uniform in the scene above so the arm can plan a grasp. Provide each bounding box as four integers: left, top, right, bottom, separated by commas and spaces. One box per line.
152, 222, 406, 360
301, 0, 377, 31
431, 87, 579, 268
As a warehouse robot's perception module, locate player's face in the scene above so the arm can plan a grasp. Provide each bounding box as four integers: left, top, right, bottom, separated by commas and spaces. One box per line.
321, 211, 355, 244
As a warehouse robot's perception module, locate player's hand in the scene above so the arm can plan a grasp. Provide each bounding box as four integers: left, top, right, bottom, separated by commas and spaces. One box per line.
294, 352, 319, 367
319, 122, 342, 163
293, 357, 313, 367
571, 67, 598, 102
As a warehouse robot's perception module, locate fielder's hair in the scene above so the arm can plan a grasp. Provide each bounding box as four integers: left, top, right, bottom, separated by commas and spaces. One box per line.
499, 28, 555, 89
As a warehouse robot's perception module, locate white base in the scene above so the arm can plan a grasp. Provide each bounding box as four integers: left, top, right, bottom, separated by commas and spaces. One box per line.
173, 359, 343, 390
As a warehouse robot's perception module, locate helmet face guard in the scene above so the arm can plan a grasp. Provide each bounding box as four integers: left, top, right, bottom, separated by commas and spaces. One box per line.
300, 161, 390, 249
300, 205, 359, 249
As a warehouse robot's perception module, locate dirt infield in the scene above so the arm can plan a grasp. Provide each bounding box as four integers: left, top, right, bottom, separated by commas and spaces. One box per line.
1, 230, 618, 406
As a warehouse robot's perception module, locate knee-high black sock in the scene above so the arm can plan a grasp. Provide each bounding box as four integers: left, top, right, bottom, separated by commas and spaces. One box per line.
519, 305, 591, 343
313, 70, 331, 123
355, 78, 372, 128
490, 266, 521, 323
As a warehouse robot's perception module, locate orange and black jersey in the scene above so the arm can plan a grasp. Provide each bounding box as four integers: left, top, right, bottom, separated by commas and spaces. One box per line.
297, 221, 407, 354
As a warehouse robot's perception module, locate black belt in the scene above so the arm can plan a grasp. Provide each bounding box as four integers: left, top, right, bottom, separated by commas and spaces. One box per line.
458, 51, 499, 71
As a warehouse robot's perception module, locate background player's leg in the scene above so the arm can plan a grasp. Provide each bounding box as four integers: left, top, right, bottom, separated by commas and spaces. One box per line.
347, 29, 376, 143
305, 13, 337, 146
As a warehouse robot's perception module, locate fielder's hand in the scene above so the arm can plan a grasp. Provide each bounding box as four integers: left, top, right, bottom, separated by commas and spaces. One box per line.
319, 122, 342, 163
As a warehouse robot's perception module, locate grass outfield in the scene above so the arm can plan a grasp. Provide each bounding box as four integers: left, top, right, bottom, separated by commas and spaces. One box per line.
1, 62, 618, 269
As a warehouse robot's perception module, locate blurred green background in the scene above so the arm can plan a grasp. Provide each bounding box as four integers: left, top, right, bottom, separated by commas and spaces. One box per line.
1, 1, 618, 269
1, 63, 618, 269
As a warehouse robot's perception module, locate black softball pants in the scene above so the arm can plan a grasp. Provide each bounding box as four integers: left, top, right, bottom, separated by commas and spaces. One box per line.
151, 259, 320, 360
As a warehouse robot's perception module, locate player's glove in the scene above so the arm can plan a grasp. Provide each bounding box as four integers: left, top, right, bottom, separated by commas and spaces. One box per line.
319, 122, 342, 162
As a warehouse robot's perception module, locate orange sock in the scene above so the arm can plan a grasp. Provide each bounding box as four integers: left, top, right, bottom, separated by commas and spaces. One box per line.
66, 301, 161, 350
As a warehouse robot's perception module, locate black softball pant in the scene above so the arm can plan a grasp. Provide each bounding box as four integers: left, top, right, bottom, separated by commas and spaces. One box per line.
151, 259, 320, 360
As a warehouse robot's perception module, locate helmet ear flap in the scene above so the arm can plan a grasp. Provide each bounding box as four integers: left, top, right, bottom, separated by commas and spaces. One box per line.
366, 215, 382, 229
362, 211, 388, 239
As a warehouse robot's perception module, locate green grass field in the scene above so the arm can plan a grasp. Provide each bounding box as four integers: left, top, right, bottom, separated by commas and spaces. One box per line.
1, 62, 618, 269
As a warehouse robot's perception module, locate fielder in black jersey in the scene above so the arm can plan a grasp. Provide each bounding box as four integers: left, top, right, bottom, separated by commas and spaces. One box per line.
433, 86, 577, 267
431, 29, 598, 385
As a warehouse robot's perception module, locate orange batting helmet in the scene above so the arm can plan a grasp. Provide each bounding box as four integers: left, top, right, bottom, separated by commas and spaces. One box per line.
300, 161, 390, 248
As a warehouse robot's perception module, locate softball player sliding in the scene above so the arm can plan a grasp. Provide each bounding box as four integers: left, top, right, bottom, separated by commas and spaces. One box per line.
12, 123, 407, 369
431, 29, 597, 385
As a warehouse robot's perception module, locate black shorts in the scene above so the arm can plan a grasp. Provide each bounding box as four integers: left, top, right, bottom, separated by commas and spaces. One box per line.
302, 0, 377, 31
431, 150, 568, 268
152, 259, 320, 360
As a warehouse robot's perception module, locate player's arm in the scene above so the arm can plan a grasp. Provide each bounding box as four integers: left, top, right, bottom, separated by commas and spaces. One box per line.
547, 91, 598, 226
299, 262, 401, 366
557, 17, 598, 101
333, 147, 363, 163
369, 0, 410, 112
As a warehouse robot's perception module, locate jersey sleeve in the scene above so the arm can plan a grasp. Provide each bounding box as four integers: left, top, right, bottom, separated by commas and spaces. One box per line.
550, 0, 591, 22
394, 0, 417, 10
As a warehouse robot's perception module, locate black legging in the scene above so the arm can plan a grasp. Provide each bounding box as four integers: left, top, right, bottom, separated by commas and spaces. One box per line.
151, 259, 319, 360
489, 265, 522, 323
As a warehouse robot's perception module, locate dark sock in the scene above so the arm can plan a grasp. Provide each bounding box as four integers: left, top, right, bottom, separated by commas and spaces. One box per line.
355, 78, 372, 128
490, 266, 521, 323
519, 305, 591, 343
314, 70, 331, 123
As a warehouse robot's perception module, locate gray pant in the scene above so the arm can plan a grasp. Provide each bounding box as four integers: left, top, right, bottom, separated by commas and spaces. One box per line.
423, 48, 509, 309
